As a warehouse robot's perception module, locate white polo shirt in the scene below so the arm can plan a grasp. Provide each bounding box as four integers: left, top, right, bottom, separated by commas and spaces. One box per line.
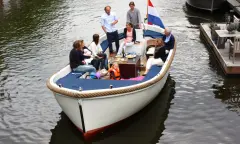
101, 12, 118, 33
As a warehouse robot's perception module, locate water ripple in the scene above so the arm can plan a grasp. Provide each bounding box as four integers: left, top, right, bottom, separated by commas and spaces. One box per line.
0, 0, 240, 144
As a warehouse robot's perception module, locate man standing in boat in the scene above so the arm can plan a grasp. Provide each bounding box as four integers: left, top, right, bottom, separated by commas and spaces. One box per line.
101, 6, 119, 56
126, 1, 142, 29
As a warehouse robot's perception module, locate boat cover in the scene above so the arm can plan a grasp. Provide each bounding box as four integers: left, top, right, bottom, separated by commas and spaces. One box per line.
56, 65, 162, 91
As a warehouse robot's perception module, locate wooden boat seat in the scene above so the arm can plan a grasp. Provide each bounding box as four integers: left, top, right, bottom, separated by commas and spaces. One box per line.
229, 36, 240, 63
56, 65, 162, 91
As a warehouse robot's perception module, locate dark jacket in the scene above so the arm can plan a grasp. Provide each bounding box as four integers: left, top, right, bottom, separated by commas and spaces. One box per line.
69, 48, 85, 69
162, 34, 175, 50
154, 45, 168, 62
123, 28, 136, 42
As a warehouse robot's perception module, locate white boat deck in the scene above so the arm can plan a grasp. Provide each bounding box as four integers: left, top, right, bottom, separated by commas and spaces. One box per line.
201, 23, 240, 66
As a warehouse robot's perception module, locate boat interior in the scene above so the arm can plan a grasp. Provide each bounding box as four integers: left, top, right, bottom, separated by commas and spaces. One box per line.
55, 29, 169, 91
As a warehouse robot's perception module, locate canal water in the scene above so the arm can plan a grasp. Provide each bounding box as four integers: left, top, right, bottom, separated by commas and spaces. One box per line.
0, 0, 240, 143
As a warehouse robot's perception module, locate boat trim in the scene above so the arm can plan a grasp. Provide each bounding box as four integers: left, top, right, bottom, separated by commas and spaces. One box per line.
79, 104, 86, 133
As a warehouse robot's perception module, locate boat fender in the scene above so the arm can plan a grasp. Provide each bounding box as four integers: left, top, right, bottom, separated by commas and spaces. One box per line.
79, 87, 82, 91
58, 84, 62, 88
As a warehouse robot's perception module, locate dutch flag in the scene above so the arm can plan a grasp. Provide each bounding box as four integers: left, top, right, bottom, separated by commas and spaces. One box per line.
147, 0, 165, 28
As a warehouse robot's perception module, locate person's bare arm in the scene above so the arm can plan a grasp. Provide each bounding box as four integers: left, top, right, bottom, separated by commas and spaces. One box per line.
102, 26, 107, 33
111, 20, 118, 25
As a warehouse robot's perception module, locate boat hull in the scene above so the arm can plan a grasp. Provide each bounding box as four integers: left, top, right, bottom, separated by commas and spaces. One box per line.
186, 0, 225, 11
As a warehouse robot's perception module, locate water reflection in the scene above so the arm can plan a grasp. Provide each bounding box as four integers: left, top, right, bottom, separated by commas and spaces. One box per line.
200, 25, 240, 114
0, 0, 64, 45
213, 78, 240, 114
50, 76, 176, 144
0, 0, 3, 7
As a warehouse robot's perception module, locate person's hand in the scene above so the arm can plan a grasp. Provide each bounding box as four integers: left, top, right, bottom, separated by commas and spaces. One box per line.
139, 24, 142, 29
165, 50, 169, 54
111, 21, 116, 26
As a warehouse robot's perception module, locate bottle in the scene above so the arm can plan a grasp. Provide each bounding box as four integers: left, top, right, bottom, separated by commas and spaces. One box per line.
225, 39, 230, 49
122, 47, 125, 58
137, 70, 140, 76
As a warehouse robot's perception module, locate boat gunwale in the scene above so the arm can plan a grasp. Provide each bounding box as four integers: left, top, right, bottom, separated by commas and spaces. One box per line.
46, 30, 176, 98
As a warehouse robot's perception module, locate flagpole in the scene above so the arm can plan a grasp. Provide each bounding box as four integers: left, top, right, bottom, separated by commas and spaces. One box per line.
147, 0, 148, 18
146, 0, 148, 23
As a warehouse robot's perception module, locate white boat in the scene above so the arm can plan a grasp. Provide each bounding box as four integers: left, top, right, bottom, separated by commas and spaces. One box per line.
46, 24, 176, 139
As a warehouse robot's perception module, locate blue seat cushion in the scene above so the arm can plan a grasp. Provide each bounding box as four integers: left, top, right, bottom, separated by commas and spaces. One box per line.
143, 30, 163, 38
100, 40, 109, 53
56, 73, 139, 91
142, 65, 162, 81
100, 33, 125, 52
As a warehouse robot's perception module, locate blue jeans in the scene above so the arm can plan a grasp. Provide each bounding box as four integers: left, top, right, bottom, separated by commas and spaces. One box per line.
97, 53, 108, 70
73, 65, 96, 73
105, 58, 108, 70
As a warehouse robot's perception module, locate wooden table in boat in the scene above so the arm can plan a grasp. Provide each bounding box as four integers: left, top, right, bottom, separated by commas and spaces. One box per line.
215, 30, 240, 48
109, 56, 140, 79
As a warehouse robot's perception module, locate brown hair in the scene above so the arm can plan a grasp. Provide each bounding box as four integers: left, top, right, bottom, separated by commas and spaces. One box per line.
156, 39, 163, 47
126, 22, 133, 28
129, 1, 135, 6
73, 40, 84, 49
93, 34, 99, 45
104, 6, 111, 11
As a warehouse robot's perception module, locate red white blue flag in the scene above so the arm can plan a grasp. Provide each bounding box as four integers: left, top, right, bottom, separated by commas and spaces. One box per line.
147, 0, 165, 28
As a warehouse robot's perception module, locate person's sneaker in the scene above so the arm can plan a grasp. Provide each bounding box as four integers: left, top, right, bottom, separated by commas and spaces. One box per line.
109, 53, 114, 57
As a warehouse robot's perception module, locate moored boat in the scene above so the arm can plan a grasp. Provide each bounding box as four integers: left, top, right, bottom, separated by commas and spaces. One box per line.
186, 0, 225, 11
46, 23, 176, 138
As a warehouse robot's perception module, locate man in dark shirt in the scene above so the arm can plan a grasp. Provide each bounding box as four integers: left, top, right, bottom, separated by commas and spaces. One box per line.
162, 28, 175, 51
69, 40, 96, 73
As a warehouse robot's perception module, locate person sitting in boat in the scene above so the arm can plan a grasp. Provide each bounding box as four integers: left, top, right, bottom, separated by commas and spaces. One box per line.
108, 62, 121, 80
143, 39, 166, 75
89, 34, 108, 70
82, 46, 101, 71
162, 27, 175, 53
69, 40, 96, 73
82, 44, 93, 65
117, 22, 136, 55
